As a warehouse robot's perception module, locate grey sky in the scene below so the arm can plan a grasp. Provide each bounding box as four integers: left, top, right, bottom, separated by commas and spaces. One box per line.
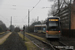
0, 0, 54, 28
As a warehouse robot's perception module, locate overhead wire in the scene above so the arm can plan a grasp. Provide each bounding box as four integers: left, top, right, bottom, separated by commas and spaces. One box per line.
22, 0, 41, 26
30, 0, 41, 12
24, 0, 41, 17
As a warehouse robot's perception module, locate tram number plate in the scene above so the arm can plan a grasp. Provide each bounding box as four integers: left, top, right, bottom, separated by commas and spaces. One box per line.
55, 46, 74, 49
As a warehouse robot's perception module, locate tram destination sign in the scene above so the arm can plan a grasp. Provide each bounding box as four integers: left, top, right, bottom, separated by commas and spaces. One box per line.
49, 19, 59, 21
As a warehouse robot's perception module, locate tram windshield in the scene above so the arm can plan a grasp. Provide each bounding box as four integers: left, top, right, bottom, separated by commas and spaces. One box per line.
35, 27, 41, 30
49, 22, 58, 27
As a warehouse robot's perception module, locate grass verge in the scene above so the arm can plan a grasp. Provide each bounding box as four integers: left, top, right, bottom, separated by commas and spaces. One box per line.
26, 32, 47, 42
0, 32, 11, 45
18, 32, 40, 50
0, 32, 5, 35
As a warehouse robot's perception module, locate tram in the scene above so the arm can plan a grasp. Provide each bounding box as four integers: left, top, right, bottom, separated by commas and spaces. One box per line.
34, 24, 46, 33
46, 17, 61, 38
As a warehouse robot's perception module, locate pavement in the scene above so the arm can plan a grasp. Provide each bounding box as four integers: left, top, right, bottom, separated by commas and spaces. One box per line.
0, 32, 27, 50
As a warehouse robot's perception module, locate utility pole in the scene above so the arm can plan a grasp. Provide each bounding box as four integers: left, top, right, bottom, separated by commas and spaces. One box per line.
11, 16, 12, 26
37, 16, 39, 22
69, 0, 71, 37
10, 16, 12, 32
28, 9, 30, 32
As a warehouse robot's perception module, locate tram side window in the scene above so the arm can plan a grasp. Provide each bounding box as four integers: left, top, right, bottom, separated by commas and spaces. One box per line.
43, 28, 46, 31
37, 27, 41, 30
35, 27, 41, 30
35, 27, 37, 30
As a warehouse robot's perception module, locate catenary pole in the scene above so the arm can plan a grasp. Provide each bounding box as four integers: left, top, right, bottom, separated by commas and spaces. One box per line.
11, 16, 12, 32
69, 0, 71, 37
28, 9, 30, 32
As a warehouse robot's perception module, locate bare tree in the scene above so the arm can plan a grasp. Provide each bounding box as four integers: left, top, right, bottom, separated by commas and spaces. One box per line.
48, 0, 73, 16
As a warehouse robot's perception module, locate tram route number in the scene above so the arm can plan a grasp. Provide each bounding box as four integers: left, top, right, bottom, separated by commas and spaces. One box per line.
55, 46, 74, 49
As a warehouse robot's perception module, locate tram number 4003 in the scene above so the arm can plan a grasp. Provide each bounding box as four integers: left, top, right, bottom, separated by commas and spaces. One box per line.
55, 46, 74, 49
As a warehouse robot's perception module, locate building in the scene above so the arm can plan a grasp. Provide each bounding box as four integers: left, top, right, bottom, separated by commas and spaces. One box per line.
54, 3, 75, 37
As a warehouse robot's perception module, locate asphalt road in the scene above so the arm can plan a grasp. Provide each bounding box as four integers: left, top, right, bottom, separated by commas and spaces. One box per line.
0, 32, 27, 50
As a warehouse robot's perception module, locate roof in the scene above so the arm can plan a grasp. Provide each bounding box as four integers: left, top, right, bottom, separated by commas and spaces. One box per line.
34, 24, 46, 27
48, 17, 60, 19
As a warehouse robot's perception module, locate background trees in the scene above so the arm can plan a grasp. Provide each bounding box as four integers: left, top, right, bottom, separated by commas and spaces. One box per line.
0, 20, 7, 32
48, 0, 73, 16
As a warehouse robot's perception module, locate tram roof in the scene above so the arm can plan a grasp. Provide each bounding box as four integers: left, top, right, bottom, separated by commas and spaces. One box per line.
34, 24, 46, 27
47, 17, 59, 19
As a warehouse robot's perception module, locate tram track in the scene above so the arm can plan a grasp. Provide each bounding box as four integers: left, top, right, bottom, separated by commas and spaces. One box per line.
26, 34, 55, 50
26, 33, 74, 50
49, 41, 66, 50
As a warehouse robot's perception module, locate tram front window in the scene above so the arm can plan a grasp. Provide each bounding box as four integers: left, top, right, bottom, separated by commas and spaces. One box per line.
47, 22, 59, 31
49, 22, 58, 27
35, 27, 41, 30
